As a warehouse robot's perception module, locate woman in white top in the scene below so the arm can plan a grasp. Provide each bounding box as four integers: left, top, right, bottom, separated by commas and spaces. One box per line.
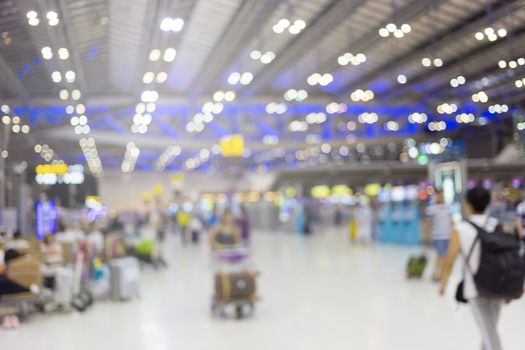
439, 186, 503, 350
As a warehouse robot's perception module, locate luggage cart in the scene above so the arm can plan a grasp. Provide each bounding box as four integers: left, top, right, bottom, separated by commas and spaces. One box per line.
210, 246, 259, 319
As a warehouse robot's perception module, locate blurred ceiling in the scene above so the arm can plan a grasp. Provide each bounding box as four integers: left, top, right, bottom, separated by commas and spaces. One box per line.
0, 0, 525, 174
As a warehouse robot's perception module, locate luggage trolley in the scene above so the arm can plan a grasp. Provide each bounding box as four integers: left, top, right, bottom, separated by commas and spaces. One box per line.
210, 246, 259, 319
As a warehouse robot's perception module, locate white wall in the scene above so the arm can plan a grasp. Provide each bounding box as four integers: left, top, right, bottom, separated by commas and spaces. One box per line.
98, 170, 275, 211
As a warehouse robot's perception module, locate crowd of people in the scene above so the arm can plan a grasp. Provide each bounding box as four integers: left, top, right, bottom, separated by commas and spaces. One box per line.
0, 203, 252, 329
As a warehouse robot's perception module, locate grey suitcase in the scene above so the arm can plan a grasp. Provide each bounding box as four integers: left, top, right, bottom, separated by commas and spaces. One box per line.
110, 257, 140, 301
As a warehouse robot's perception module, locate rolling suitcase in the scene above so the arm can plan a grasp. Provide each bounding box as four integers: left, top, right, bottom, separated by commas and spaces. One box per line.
110, 257, 140, 301
191, 230, 199, 243
53, 267, 74, 305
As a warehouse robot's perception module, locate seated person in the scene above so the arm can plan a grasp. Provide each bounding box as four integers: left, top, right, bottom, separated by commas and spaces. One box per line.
86, 224, 104, 255
4, 231, 30, 251
0, 249, 40, 329
209, 209, 241, 250
40, 234, 63, 289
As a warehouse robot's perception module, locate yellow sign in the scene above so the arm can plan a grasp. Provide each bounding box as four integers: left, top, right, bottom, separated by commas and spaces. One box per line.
311, 185, 330, 199
153, 185, 163, 196
332, 185, 351, 196
35, 163, 69, 175
143, 191, 152, 202
220, 134, 244, 157
364, 183, 382, 197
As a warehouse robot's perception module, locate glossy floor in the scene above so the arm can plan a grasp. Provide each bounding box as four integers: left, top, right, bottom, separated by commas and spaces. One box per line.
2, 228, 524, 349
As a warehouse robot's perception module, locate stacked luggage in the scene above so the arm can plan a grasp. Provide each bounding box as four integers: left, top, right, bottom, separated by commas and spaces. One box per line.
211, 246, 259, 319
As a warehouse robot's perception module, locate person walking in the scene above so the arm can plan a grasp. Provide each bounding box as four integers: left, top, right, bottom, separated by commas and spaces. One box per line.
439, 187, 506, 350
426, 190, 453, 281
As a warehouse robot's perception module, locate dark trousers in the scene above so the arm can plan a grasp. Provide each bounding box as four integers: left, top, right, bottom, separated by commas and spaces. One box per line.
0, 275, 30, 295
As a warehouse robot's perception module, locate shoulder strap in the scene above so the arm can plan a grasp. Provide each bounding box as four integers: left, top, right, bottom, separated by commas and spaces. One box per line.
460, 221, 482, 276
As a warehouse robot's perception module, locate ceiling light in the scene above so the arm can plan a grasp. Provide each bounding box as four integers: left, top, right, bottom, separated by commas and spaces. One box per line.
358, 112, 379, 124
78, 115, 88, 125
135, 103, 145, 114
289, 25, 301, 35
65, 70, 75, 82
379, 23, 410, 38
260, 51, 275, 64
58, 48, 69, 60
240, 72, 253, 85
455, 113, 475, 124
421, 57, 431, 67
76, 104, 85, 114
143, 71, 154, 84
393, 29, 404, 38
428, 121, 447, 131
156, 72, 167, 83
28, 17, 40, 26
163, 48, 177, 62
46, 11, 57, 20
250, 50, 261, 60
47, 11, 59, 26
472, 91, 488, 103
51, 71, 62, 83
408, 112, 428, 124
294, 20, 306, 30
228, 72, 241, 85
26, 11, 38, 19
71, 89, 81, 100
213, 90, 225, 102
350, 89, 374, 102
59, 89, 69, 100
224, 90, 236, 101
378, 28, 389, 37
41, 47, 53, 59
272, 24, 286, 34
141, 90, 159, 103
149, 49, 161, 61
397, 74, 407, 84
160, 17, 184, 32
433, 58, 443, 67
401, 24, 411, 33
385, 121, 400, 131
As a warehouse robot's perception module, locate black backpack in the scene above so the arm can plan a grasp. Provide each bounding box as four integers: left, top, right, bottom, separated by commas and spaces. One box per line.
460, 221, 525, 301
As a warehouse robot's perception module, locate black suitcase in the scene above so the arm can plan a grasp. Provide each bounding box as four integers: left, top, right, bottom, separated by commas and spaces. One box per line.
191, 230, 199, 243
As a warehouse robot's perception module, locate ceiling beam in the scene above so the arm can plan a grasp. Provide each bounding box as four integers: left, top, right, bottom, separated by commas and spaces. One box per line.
243, 0, 369, 97
188, 0, 280, 95
384, 27, 525, 104
0, 53, 29, 101
314, 0, 449, 88
410, 50, 525, 105
340, 0, 522, 95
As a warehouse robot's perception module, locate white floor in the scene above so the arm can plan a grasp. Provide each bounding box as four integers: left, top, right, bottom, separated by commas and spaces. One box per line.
2, 228, 525, 350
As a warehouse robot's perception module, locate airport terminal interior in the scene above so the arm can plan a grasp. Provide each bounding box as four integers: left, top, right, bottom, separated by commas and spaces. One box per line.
1, 0, 525, 349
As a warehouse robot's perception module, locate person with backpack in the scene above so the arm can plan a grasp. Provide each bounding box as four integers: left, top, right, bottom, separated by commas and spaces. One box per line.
439, 186, 525, 350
